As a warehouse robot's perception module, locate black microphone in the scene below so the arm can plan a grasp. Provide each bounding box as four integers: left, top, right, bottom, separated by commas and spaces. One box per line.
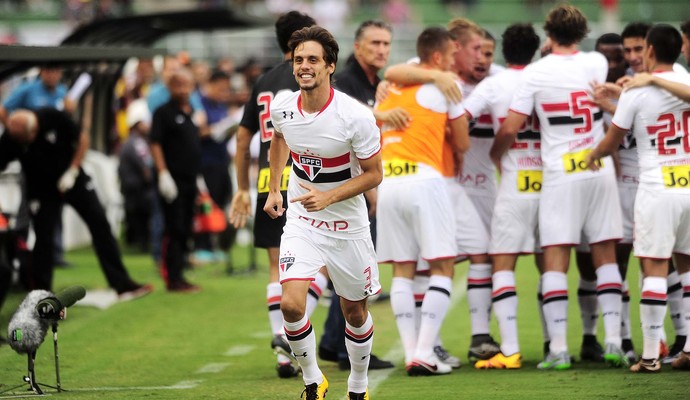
7, 290, 53, 354
36, 286, 86, 319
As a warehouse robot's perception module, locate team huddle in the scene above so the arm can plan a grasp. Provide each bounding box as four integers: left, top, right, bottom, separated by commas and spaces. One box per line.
231, 3, 690, 399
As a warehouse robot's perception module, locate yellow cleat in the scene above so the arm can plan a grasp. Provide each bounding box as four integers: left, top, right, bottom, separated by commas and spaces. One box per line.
347, 388, 369, 400
474, 352, 522, 369
301, 375, 328, 399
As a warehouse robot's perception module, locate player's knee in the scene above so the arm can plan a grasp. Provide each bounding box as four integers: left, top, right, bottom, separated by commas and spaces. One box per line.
280, 296, 305, 321
342, 303, 367, 327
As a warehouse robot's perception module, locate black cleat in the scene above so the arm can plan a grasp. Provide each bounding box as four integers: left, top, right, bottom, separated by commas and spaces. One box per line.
467, 334, 500, 361
580, 335, 604, 362
277, 362, 300, 379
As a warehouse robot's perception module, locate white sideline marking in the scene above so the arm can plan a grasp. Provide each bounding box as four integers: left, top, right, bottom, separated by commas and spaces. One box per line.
340, 272, 468, 399
250, 331, 272, 339
224, 344, 255, 356
196, 362, 231, 374
14, 379, 205, 395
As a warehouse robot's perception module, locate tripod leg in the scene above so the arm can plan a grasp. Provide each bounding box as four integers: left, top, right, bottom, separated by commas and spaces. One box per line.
27, 351, 43, 394
52, 323, 61, 391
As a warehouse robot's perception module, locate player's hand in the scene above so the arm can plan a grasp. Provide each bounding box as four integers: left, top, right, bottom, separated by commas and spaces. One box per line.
433, 71, 462, 103
158, 169, 178, 203
615, 75, 633, 88
263, 191, 285, 219
57, 166, 79, 193
380, 107, 411, 130
593, 82, 622, 100
584, 152, 602, 171
291, 182, 332, 212
375, 80, 392, 104
229, 190, 252, 228
622, 72, 653, 90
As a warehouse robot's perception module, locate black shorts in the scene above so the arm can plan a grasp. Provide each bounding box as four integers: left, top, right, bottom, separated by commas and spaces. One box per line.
253, 194, 287, 249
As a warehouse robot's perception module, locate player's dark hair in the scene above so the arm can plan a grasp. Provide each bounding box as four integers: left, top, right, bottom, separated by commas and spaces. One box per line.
289, 26, 339, 77
646, 24, 682, 65
543, 4, 589, 46
595, 33, 622, 50
502, 23, 539, 65
681, 20, 690, 37
275, 11, 316, 54
417, 27, 455, 63
621, 22, 651, 40
354, 20, 392, 42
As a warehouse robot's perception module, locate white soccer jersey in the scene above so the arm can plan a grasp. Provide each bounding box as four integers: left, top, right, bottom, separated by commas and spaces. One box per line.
510, 51, 614, 186
270, 88, 381, 239
611, 71, 690, 192
458, 79, 498, 196
464, 66, 542, 199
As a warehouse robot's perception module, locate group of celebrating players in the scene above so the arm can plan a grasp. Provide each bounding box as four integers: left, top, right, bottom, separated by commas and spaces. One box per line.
231, 3, 690, 399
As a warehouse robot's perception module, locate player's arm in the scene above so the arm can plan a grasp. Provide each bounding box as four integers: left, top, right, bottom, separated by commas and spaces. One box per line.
490, 110, 528, 173
229, 125, 254, 228
586, 124, 628, 171
292, 152, 383, 213
624, 72, 690, 103
263, 130, 290, 218
448, 114, 470, 176
384, 64, 462, 103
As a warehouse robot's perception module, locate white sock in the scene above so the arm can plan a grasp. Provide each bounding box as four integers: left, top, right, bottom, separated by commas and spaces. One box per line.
492, 270, 519, 356
577, 278, 598, 336
596, 263, 623, 346
306, 272, 328, 317
415, 275, 453, 361
680, 272, 690, 353
345, 312, 374, 394
542, 271, 569, 354
468, 263, 492, 335
267, 283, 290, 363
640, 277, 667, 360
391, 277, 417, 364
621, 280, 632, 340
285, 315, 321, 385
413, 274, 429, 339
668, 270, 687, 338
538, 276, 550, 343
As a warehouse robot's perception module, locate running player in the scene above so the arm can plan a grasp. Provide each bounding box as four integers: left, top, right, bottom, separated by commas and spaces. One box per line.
495, 4, 626, 370
377, 27, 469, 376
586, 24, 690, 373
228, 11, 328, 379
265, 26, 382, 399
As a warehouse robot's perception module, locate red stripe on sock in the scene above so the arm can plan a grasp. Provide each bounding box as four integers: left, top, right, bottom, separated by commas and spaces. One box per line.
285, 320, 312, 336
597, 282, 622, 291
267, 296, 281, 304
468, 278, 492, 284
641, 291, 667, 300
309, 282, 323, 296
345, 325, 374, 340
543, 290, 568, 299
492, 286, 516, 297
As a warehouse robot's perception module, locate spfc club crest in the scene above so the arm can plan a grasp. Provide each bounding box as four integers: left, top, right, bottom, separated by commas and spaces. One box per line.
279, 256, 295, 272
299, 155, 322, 181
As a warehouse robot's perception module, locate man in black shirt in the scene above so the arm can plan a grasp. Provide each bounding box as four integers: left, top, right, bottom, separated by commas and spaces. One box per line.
151, 68, 202, 293
0, 108, 152, 299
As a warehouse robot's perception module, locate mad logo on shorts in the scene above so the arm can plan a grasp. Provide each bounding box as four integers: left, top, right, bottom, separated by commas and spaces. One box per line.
299, 155, 322, 181
279, 256, 295, 272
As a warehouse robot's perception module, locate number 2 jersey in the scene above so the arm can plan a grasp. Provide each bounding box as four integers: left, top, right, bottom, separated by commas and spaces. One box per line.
510, 51, 612, 186
270, 88, 381, 239
239, 61, 297, 199
464, 66, 542, 199
612, 70, 690, 192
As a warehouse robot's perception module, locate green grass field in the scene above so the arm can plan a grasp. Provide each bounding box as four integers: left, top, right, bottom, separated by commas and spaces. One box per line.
1, 243, 688, 399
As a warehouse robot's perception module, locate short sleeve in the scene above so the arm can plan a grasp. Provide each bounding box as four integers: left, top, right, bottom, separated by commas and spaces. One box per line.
463, 80, 491, 120
3, 84, 29, 112
509, 69, 537, 116
351, 111, 381, 160
610, 89, 638, 131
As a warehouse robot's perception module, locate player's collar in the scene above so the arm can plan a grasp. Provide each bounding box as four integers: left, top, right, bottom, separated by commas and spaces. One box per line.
297, 87, 335, 117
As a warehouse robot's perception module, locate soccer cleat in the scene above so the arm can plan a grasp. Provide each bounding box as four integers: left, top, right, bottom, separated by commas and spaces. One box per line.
671, 351, 690, 370
622, 339, 637, 364
272, 335, 297, 363
301, 375, 328, 400
347, 388, 369, 400
406, 355, 453, 376
603, 343, 630, 368
467, 334, 501, 361
662, 336, 686, 364
537, 351, 572, 370
118, 283, 154, 301
580, 336, 604, 362
434, 345, 461, 369
474, 352, 522, 369
276, 361, 300, 378
629, 358, 661, 373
